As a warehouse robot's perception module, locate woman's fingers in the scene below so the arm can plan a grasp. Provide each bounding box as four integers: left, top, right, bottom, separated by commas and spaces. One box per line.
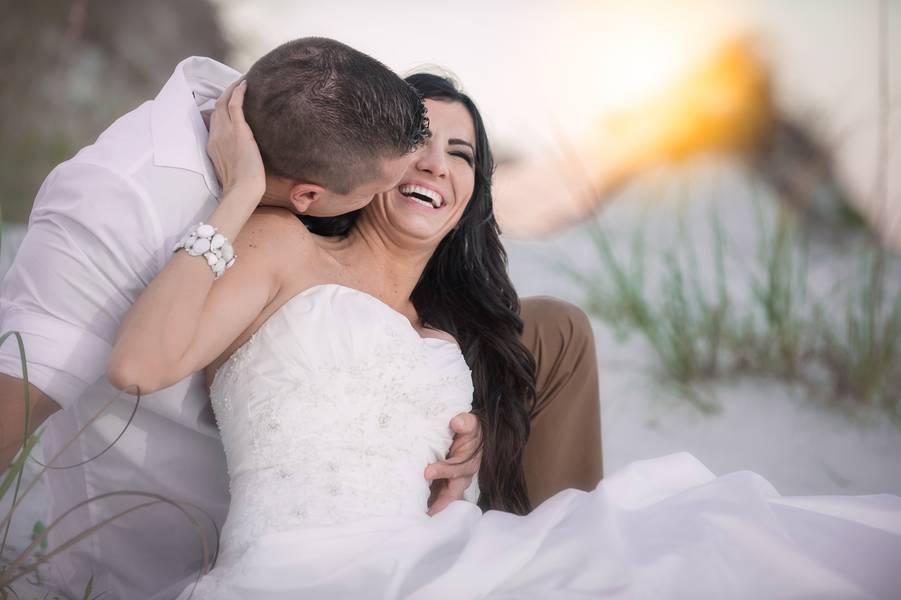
208, 80, 238, 154
215, 79, 241, 124
228, 80, 249, 126
207, 78, 266, 197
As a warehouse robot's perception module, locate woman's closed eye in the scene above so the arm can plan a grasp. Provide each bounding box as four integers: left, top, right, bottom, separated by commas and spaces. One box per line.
451, 151, 474, 166
448, 137, 475, 167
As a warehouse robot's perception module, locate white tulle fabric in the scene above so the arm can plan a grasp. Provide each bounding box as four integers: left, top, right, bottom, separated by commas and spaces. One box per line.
178, 284, 901, 600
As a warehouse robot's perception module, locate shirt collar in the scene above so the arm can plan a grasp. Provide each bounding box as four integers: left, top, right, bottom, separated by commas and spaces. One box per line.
150, 56, 241, 197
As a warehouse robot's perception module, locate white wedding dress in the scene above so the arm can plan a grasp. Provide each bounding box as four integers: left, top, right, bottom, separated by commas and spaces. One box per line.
177, 284, 901, 600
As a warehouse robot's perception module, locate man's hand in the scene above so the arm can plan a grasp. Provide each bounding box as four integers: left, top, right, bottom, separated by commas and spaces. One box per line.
425, 412, 482, 516
0, 373, 59, 473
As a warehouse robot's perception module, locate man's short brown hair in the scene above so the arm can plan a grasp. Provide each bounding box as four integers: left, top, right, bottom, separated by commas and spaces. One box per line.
244, 37, 429, 195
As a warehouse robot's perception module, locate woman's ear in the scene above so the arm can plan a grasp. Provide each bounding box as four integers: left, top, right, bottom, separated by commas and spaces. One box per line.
288, 182, 326, 214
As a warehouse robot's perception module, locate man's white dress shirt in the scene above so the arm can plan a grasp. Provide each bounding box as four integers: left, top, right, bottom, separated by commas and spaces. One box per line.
0, 57, 240, 599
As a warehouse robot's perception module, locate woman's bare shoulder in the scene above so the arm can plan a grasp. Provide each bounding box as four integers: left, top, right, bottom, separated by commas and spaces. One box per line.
235, 208, 314, 254
226, 208, 318, 289
421, 327, 459, 346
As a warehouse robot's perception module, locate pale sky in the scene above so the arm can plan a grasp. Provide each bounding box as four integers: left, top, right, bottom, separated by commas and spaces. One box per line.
213, 0, 900, 234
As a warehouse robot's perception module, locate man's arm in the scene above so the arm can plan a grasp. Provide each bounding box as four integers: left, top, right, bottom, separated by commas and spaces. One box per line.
0, 373, 59, 472
0, 140, 166, 469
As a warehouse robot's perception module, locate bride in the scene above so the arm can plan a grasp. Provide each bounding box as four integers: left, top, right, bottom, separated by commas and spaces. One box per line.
109, 73, 901, 599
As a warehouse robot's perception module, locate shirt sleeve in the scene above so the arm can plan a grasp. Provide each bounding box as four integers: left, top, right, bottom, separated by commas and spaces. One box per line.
0, 161, 162, 408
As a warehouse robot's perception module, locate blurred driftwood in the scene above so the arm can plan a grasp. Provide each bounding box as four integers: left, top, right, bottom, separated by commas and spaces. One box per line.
0, 0, 231, 222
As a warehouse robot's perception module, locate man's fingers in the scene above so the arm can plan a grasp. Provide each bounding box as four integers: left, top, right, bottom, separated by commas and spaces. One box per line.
428, 433, 482, 482
427, 477, 470, 516
447, 432, 480, 457
426, 478, 446, 514
446, 413, 481, 455
427, 496, 450, 517
422, 411, 481, 509
446, 431, 482, 463
445, 475, 469, 499
427, 479, 443, 508
450, 412, 479, 435
426, 458, 478, 482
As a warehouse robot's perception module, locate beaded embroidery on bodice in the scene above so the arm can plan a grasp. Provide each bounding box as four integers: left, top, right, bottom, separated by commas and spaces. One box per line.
209, 284, 474, 558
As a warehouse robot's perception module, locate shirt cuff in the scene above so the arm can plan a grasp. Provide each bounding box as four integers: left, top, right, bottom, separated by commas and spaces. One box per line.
0, 309, 112, 408
463, 472, 480, 505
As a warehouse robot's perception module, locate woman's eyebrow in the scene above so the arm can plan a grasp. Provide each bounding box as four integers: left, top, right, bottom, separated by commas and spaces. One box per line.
448, 138, 474, 150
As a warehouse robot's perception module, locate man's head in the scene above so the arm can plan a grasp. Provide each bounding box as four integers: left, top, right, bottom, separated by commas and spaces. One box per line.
243, 37, 430, 216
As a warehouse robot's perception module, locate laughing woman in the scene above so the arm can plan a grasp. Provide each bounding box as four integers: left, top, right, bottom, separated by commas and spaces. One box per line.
109, 73, 901, 599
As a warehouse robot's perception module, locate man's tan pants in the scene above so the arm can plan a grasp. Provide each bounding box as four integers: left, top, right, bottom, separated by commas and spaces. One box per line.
520, 297, 603, 507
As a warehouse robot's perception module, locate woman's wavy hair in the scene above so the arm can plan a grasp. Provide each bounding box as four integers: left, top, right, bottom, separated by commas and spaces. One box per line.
301, 72, 536, 514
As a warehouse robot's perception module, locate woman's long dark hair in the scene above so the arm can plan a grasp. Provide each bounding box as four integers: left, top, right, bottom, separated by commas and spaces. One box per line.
301, 73, 536, 514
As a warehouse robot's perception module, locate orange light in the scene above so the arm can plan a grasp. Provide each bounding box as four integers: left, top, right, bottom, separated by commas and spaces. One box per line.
602, 38, 774, 168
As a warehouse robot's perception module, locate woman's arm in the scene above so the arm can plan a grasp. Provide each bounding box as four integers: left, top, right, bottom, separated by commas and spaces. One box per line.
107, 81, 280, 394
107, 209, 285, 394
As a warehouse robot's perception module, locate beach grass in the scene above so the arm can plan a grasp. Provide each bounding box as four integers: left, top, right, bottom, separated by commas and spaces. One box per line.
0, 334, 219, 599
571, 191, 901, 416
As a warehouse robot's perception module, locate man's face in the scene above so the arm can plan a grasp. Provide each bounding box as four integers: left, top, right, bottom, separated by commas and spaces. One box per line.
302, 154, 415, 217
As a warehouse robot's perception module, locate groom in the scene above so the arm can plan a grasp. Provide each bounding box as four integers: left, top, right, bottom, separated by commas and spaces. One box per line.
0, 37, 601, 599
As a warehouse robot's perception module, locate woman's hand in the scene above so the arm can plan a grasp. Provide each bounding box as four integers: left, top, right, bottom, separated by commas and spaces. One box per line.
207, 80, 267, 200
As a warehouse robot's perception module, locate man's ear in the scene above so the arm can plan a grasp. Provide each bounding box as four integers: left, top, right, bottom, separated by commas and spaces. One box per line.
287, 182, 326, 214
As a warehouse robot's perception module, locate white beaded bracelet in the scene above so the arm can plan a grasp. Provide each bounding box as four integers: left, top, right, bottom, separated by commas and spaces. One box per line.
172, 222, 236, 279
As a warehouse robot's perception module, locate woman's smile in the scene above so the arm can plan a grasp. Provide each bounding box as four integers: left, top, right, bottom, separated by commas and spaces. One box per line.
398, 183, 446, 209
374, 98, 477, 241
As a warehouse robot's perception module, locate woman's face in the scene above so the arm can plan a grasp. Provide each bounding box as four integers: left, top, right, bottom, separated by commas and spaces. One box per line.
366, 99, 477, 245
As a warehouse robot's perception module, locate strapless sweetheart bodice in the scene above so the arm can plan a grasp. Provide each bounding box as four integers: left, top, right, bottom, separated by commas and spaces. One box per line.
209, 284, 473, 558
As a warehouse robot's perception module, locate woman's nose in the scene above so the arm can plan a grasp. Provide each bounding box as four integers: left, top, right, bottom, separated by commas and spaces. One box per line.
415, 142, 448, 178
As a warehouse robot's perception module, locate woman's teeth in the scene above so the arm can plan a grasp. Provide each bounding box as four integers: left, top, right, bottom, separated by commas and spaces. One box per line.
400, 185, 444, 209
